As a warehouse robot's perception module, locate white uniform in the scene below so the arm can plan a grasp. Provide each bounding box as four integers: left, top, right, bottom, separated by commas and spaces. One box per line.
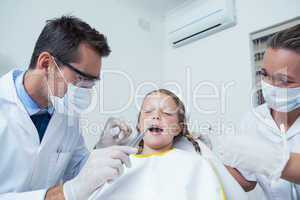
0, 70, 89, 200
90, 148, 226, 200
238, 103, 300, 200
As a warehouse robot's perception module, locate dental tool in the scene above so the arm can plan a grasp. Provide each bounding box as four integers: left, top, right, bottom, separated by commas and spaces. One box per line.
127, 128, 149, 147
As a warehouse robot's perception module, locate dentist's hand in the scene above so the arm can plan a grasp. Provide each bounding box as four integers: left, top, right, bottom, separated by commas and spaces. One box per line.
63, 146, 137, 200
212, 115, 290, 181
95, 117, 135, 148
214, 133, 289, 181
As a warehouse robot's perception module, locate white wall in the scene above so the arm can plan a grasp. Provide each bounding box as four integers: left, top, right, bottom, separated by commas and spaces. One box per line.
1, 1, 300, 198
1, 0, 298, 146
161, 0, 300, 199
0, 0, 165, 148
162, 0, 300, 133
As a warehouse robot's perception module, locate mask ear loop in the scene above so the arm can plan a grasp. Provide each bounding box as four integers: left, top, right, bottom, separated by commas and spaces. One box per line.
46, 57, 71, 114
49, 56, 73, 101
51, 56, 70, 86
46, 58, 60, 107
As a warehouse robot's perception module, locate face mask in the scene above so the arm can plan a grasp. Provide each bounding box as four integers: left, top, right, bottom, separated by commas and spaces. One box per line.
48, 60, 95, 116
261, 80, 300, 112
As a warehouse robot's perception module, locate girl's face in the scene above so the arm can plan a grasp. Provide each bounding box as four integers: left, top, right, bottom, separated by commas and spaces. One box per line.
138, 92, 182, 151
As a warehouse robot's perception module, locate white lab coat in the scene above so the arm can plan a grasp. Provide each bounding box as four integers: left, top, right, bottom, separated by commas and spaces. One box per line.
0, 70, 89, 200
237, 104, 300, 200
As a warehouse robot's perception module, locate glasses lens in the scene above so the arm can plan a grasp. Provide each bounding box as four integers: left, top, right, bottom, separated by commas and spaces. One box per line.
75, 78, 97, 88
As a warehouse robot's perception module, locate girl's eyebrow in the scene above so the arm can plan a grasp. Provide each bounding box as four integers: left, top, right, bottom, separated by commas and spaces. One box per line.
162, 107, 175, 110
142, 107, 155, 111
162, 107, 178, 112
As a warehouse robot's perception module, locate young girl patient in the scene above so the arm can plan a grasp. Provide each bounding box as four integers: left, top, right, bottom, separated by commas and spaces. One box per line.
91, 89, 226, 200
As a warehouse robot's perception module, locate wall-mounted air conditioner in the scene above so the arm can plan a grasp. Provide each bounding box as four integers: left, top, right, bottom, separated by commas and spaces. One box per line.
166, 0, 236, 48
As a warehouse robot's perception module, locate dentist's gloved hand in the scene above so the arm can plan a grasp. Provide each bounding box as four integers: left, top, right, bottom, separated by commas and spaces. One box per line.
63, 146, 137, 200
212, 112, 290, 181
95, 117, 135, 148
214, 133, 289, 181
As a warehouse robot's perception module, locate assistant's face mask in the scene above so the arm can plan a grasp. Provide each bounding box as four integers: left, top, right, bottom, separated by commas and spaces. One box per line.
47, 59, 95, 116
261, 80, 300, 112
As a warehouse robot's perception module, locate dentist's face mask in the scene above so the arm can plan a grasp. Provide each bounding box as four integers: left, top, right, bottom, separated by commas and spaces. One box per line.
261, 80, 300, 112
48, 57, 96, 116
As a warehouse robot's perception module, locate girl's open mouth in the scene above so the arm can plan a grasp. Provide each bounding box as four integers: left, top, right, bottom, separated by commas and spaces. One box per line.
148, 125, 164, 135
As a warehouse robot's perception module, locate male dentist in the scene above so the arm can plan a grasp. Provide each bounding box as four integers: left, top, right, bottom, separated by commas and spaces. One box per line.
0, 16, 135, 200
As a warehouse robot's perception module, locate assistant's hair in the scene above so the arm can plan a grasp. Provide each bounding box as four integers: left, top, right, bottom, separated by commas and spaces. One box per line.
29, 15, 111, 69
267, 24, 300, 54
136, 89, 201, 154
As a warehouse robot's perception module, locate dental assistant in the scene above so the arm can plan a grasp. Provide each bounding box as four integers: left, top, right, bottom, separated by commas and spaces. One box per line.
0, 16, 136, 200
219, 24, 300, 199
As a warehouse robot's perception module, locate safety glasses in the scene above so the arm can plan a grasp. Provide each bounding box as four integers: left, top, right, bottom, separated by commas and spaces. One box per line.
53, 56, 100, 88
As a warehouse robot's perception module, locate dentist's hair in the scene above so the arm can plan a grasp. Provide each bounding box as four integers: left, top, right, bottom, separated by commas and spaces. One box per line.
136, 89, 201, 154
29, 15, 111, 69
267, 24, 300, 54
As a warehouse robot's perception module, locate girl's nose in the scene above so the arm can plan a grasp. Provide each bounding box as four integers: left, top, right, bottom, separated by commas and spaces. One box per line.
152, 116, 160, 120
152, 111, 161, 120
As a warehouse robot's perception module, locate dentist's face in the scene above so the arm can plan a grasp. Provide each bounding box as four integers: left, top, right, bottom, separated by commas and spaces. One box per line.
138, 92, 182, 150
47, 42, 102, 98
262, 48, 300, 88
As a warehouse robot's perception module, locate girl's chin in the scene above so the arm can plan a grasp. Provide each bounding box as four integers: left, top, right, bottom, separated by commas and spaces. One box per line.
143, 140, 172, 151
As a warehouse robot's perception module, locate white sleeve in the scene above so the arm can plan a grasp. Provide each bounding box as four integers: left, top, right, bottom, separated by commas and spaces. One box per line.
290, 135, 300, 153
295, 184, 300, 198
0, 189, 47, 200
236, 168, 258, 182
63, 134, 90, 182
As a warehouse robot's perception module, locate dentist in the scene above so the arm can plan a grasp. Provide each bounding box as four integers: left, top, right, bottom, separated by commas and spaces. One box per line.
0, 16, 136, 200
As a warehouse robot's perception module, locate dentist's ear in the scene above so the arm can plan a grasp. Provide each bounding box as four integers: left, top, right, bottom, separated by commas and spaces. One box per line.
35, 52, 52, 72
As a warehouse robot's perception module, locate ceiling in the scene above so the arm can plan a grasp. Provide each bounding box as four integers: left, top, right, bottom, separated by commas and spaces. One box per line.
132, 0, 188, 15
